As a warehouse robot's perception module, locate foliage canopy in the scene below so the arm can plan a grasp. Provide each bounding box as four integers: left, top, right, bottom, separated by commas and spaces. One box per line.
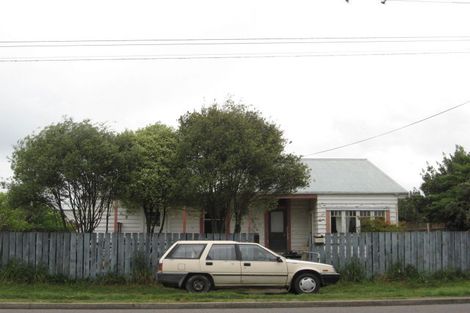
120, 124, 179, 233
420, 145, 470, 230
177, 101, 310, 233
10, 119, 135, 232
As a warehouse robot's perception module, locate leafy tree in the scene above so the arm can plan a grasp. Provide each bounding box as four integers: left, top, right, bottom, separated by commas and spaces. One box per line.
177, 100, 310, 234
6, 183, 69, 232
10, 119, 134, 233
398, 188, 428, 223
120, 124, 179, 233
420, 145, 470, 230
0, 192, 30, 231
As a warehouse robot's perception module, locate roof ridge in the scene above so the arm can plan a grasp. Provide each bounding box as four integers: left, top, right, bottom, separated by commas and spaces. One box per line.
301, 158, 368, 161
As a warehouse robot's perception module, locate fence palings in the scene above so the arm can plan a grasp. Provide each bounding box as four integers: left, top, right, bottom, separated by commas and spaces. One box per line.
310, 231, 470, 277
0, 232, 257, 279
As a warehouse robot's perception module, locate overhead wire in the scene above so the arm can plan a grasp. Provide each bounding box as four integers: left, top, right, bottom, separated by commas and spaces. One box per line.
1, 50, 470, 62
389, 0, 470, 4
2, 35, 470, 48
302, 100, 470, 156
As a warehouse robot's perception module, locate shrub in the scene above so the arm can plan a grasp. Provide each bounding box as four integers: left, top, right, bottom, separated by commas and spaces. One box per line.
94, 272, 127, 285
338, 257, 366, 282
131, 251, 154, 284
384, 263, 421, 281
0, 259, 48, 283
361, 219, 403, 232
430, 268, 470, 281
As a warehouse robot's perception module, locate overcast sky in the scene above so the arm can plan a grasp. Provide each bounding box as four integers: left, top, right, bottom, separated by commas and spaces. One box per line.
1, 0, 470, 191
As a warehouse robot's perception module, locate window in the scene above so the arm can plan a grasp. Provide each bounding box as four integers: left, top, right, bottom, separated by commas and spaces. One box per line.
207, 244, 237, 261
373, 210, 385, 221
329, 209, 388, 233
167, 244, 206, 259
239, 244, 278, 262
204, 212, 224, 234
345, 211, 357, 233
330, 210, 342, 233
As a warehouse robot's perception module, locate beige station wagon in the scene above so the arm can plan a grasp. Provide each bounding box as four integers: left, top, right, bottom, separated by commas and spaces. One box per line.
157, 240, 340, 293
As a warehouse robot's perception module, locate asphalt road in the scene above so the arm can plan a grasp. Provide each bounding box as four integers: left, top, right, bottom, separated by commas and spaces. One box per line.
1, 304, 470, 313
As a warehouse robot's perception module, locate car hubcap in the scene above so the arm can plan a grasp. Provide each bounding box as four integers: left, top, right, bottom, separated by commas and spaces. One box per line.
299, 277, 316, 293
193, 280, 205, 291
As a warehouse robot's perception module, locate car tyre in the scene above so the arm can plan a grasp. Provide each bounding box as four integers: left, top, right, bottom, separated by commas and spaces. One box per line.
185, 274, 211, 293
293, 273, 320, 294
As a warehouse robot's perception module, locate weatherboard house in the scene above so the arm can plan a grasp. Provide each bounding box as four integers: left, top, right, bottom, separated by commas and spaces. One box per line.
94, 158, 408, 253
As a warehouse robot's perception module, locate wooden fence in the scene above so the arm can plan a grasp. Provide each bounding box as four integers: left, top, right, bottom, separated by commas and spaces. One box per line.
0, 232, 257, 279
310, 231, 470, 276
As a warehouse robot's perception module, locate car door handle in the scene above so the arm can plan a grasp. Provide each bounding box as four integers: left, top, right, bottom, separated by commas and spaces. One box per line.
206, 262, 213, 266
243, 263, 251, 266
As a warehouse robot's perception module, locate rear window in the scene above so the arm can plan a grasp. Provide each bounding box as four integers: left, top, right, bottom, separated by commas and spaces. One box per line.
167, 244, 206, 259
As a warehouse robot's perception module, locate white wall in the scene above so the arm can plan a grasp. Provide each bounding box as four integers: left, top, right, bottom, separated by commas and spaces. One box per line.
316, 194, 400, 234
289, 199, 312, 252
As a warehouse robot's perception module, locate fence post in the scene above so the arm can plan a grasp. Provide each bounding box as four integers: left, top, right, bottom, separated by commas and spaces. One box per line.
83, 233, 90, 278
90, 233, 97, 279
69, 232, 77, 279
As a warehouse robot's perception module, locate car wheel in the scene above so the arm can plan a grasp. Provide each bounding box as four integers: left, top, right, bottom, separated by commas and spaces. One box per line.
185, 275, 211, 293
293, 273, 320, 294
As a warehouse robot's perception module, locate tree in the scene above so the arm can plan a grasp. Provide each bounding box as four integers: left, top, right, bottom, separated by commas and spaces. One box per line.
177, 100, 310, 234
420, 145, 470, 230
0, 192, 30, 231
398, 188, 428, 224
10, 119, 134, 233
5, 184, 65, 232
121, 124, 179, 233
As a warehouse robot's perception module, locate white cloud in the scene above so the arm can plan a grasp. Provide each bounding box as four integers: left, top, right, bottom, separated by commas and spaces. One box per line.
1, 0, 470, 191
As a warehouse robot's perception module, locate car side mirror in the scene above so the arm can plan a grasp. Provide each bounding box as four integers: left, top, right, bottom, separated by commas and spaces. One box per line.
276, 256, 283, 263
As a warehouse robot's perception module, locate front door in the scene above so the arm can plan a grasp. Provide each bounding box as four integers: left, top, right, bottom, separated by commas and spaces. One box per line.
269, 209, 287, 252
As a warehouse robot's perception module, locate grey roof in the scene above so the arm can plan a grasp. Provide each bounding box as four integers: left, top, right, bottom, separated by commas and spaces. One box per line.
296, 158, 407, 195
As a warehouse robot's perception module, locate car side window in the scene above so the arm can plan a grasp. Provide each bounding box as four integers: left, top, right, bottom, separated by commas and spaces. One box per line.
239, 244, 278, 262
206, 244, 237, 261
167, 244, 206, 259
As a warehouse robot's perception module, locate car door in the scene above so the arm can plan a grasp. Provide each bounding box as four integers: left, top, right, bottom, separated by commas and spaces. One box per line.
238, 244, 288, 286
201, 243, 241, 285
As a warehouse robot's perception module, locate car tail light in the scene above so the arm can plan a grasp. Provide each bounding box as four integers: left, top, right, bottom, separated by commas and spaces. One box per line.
158, 262, 163, 272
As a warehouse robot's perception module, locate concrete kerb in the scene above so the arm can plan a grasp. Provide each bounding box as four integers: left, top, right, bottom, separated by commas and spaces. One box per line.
1, 298, 470, 310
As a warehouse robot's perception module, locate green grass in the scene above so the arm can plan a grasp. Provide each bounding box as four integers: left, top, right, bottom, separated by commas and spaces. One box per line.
0, 280, 470, 303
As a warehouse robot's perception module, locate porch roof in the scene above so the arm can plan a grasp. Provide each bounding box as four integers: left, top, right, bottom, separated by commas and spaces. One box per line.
296, 158, 407, 195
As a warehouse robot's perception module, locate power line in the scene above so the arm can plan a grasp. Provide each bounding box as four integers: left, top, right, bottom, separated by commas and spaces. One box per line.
2, 37, 470, 48
2, 35, 470, 45
389, 0, 470, 4
1, 50, 470, 62
302, 99, 470, 156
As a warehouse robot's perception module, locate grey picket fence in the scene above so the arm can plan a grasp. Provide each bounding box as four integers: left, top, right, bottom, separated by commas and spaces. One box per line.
310, 231, 470, 276
0, 232, 257, 279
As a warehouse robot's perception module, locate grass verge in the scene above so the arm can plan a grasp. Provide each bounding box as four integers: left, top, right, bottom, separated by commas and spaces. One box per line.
0, 280, 469, 303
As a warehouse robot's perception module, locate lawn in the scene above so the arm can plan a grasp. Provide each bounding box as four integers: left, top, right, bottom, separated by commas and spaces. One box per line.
0, 280, 470, 303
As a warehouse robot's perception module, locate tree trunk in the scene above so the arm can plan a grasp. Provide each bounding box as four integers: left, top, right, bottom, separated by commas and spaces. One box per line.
158, 208, 167, 235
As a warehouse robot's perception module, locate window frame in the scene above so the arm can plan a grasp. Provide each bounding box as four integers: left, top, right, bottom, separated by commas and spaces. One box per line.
329, 209, 389, 233
238, 243, 279, 262
166, 243, 207, 260
206, 243, 239, 261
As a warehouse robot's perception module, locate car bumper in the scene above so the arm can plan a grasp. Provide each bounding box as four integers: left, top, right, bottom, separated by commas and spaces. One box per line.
320, 273, 340, 285
157, 273, 187, 287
